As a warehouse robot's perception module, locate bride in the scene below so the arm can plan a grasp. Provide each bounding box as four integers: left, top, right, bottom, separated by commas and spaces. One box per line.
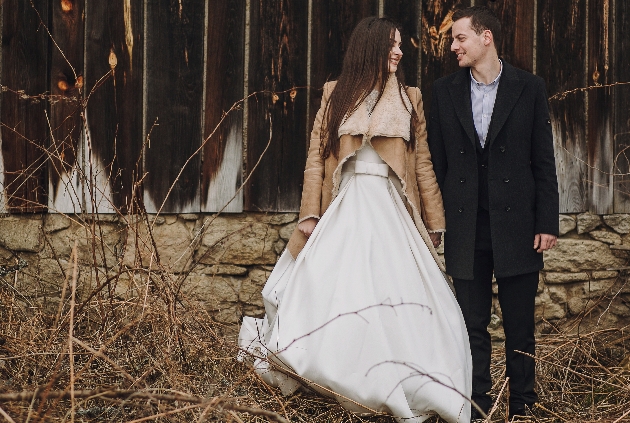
239, 17, 472, 423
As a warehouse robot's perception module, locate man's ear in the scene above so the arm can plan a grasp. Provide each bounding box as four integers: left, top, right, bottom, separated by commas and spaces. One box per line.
483, 29, 493, 46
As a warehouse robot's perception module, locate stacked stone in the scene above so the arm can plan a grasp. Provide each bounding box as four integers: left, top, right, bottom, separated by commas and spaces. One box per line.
0, 212, 629, 336
0, 213, 297, 326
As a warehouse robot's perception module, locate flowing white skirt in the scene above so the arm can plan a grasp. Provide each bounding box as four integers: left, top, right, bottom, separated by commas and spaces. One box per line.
239, 147, 472, 423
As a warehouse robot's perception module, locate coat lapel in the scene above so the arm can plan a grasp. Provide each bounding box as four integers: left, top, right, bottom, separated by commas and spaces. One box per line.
447, 69, 476, 147
486, 62, 525, 147
338, 74, 411, 141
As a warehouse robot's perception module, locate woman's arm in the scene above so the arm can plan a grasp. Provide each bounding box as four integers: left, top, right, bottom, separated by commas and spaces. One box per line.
297, 82, 334, 234
411, 87, 446, 233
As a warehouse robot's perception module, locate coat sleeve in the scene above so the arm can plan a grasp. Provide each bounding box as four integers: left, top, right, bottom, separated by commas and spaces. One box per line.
531, 77, 560, 236
297, 82, 333, 223
427, 83, 448, 191
411, 87, 446, 232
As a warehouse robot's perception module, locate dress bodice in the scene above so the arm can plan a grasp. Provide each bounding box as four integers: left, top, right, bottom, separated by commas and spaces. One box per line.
347, 144, 385, 165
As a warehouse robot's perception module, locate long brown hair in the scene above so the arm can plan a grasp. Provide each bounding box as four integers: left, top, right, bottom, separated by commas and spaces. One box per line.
320, 17, 419, 159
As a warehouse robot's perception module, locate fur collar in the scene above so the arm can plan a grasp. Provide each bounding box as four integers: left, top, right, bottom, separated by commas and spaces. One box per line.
338, 74, 413, 141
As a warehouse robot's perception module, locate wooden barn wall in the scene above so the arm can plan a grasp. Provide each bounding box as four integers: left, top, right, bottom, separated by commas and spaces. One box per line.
0, 0, 629, 215
0, 0, 49, 213
613, 0, 630, 213
84, 1, 144, 214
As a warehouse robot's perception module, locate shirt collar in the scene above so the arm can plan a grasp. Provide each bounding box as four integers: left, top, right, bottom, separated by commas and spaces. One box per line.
470, 59, 503, 87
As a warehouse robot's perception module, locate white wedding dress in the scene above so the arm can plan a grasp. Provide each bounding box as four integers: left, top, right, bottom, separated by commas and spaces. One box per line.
239, 109, 472, 422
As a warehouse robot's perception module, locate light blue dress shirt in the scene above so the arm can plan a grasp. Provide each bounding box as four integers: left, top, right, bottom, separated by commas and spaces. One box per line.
470, 60, 503, 148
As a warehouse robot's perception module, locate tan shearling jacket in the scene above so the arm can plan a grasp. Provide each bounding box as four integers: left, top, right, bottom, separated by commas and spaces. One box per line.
287, 75, 446, 269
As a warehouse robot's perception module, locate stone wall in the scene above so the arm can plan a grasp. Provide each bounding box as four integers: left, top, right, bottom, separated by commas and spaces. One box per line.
0, 212, 628, 338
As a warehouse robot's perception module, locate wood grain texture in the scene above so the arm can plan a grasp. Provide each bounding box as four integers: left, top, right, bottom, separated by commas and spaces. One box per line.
48, 0, 85, 213
538, 0, 587, 213
201, 0, 245, 213
420, 0, 471, 113
477, 0, 534, 72
384, 0, 420, 87
613, 0, 630, 212
1, 0, 49, 213
143, 0, 205, 213
85, 1, 144, 214
587, 0, 613, 213
245, 0, 308, 212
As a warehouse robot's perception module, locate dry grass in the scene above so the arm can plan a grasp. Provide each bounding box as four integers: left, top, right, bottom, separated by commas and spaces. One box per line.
1, 230, 630, 423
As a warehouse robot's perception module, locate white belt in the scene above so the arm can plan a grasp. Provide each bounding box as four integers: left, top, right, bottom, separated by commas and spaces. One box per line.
348, 160, 390, 178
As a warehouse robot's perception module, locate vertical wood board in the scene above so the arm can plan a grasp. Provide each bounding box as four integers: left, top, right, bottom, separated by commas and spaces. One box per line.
48, 0, 85, 214
144, 0, 205, 213
613, 0, 630, 212
245, 0, 308, 211
85, 1, 144, 214
537, 0, 588, 213
201, 0, 245, 213
587, 0, 614, 213
1, 0, 49, 213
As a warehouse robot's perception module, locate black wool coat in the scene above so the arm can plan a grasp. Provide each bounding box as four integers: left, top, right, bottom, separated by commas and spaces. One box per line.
428, 62, 559, 280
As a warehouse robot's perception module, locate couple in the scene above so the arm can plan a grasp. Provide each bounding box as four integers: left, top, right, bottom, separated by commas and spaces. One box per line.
239, 6, 559, 423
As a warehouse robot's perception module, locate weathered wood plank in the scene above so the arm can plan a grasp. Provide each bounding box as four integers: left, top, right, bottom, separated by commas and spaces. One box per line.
201, 0, 245, 213
48, 0, 85, 214
245, 0, 308, 211
476, 0, 534, 73
384, 0, 420, 87
420, 0, 472, 113
587, 0, 614, 214
537, 0, 588, 213
144, 0, 205, 214
613, 0, 630, 212
309, 0, 378, 142
1, 0, 49, 213
85, 1, 144, 214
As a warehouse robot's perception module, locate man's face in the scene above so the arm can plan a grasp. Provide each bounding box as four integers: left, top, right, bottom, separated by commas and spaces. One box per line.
450, 17, 489, 68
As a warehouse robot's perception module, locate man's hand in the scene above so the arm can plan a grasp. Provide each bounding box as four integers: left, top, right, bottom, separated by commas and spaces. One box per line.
298, 217, 318, 238
429, 232, 442, 248
534, 233, 557, 253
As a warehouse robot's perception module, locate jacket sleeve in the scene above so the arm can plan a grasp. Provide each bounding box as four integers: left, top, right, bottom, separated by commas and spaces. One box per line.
411, 87, 446, 232
298, 82, 332, 223
427, 83, 448, 191
531, 77, 560, 236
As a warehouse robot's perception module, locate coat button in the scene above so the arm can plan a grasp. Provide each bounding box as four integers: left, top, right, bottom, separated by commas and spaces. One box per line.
499, 146, 506, 153
505, 206, 511, 212
460, 177, 466, 183
481, 164, 488, 169
458, 207, 464, 213
503, 178, 510, 183
459, 148, 465, 154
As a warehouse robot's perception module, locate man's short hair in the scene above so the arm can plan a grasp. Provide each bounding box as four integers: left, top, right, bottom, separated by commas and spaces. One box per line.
452, 6, 502, 53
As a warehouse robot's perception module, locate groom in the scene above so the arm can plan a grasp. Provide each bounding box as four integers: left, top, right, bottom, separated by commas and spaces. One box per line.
427, 6, 559, 420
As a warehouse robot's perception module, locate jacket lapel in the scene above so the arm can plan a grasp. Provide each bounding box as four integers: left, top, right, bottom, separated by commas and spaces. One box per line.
447, 69, 476, 148
486, 62, 525, 147
338, 74, 412, 141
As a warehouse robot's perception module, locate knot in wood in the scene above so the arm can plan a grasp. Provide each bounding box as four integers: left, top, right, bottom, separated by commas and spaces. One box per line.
109, 49, 118, 70
61, 0, 73, 12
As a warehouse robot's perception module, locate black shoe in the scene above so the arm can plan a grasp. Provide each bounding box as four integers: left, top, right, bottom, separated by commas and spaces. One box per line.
508, 403, 531, 420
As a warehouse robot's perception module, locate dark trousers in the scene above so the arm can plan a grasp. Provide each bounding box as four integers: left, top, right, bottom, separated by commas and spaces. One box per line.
453, 210, 539, 412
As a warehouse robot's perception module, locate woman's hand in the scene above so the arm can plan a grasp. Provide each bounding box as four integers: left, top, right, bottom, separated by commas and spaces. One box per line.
429, 232, 442, 248
298, 218, 318, 238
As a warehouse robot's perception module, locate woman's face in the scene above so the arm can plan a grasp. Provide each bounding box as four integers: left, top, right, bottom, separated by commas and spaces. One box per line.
389, 29, 402, 73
